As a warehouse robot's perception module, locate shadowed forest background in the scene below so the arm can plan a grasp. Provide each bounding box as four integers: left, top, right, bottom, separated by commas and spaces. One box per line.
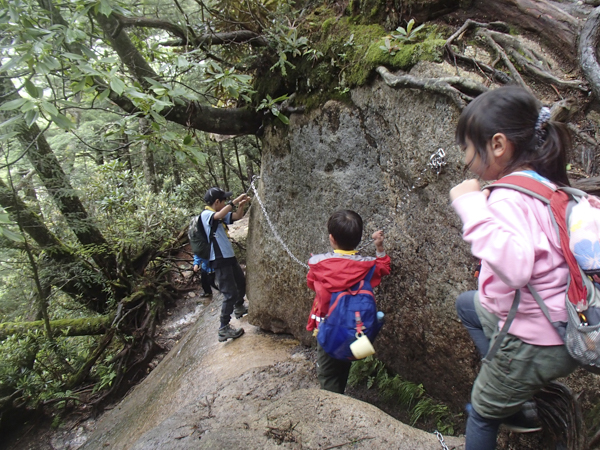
2, 0, 600, 448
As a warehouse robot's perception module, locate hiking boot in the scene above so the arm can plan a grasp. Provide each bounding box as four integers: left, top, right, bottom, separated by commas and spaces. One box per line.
218, 324, 244, 342
234, 305, 248, 319
501, 401, 542, 433
200, 292, 212, 298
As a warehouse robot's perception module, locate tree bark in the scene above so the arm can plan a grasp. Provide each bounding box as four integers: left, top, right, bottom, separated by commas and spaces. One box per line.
139, 118, 159, 194
579, 6, 600, 100
471, 0, 580, 66
218, 142, 230, 191
233, 139, 247, 192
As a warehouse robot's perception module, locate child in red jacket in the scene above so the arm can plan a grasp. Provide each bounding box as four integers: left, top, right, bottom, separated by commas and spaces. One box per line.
307, 210, 391, 393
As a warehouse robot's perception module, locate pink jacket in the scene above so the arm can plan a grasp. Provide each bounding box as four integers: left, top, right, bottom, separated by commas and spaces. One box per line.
452, 184, 569, 346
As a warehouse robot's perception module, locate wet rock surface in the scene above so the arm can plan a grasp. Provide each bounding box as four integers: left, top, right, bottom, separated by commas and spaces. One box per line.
78, 291, 464, 450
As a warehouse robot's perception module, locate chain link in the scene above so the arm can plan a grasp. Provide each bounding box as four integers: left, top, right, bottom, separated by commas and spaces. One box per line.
428, 148, 446, 175
247, 149, 447, 268
249, 176, 310, 270
434, 430, 450, 450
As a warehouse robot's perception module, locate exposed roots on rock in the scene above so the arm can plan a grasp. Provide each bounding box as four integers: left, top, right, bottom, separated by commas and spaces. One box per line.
444, 19, 513, 84
378, 18, 589, 110
375, 66, 487, 110
444, 19, 586, 92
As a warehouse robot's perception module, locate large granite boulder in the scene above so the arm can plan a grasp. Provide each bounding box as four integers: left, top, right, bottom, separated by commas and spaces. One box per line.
246, 62, 480, 409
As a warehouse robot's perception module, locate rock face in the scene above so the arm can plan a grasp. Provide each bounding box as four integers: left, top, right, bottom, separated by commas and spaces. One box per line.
247, 62, 481, 410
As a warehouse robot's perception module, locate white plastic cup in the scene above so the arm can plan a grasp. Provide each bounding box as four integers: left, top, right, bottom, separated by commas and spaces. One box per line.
349, 333, 376, 359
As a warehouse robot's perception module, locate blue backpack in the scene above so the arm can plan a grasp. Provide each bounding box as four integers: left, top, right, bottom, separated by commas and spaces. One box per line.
317, 266, 382, 360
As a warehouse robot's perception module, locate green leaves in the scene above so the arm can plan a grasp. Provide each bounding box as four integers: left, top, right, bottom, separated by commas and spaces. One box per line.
257, 94, 290, 125
391, 19, 425, 43
110, 78, 126, 95
24, 80, 42, 99
0, 212, 24, 242
50, 112, 74, 130
380, 19, 426, 56
0, 98, 28, 111
202, 62, 255, 102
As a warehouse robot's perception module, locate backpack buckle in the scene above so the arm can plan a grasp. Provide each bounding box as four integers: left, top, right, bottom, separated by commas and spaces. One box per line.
355, 311, 365, 335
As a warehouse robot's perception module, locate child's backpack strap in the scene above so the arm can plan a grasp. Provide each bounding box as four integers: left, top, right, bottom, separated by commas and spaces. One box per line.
328, 265, 377, 315
363, 264, 377, 284
487, 174, 587, 308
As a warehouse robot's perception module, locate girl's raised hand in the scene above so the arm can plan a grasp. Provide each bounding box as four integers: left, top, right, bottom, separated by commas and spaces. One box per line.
450, 179, 483, 202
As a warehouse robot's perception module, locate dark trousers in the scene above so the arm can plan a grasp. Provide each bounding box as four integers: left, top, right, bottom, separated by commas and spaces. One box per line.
200, 270, 217, 295
316, 343, 352, 394
214, 261, 246, 328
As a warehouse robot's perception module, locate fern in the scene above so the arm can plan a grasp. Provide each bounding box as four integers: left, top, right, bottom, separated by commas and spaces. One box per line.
348, 356, 455, 434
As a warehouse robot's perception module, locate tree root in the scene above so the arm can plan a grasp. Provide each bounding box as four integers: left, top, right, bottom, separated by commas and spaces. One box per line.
579, 6, 600, 100
375, 66, 487, 110
444, 18, 587, 93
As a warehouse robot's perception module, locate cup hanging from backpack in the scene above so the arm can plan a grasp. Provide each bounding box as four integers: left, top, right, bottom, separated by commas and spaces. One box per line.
349, 333, 376, 359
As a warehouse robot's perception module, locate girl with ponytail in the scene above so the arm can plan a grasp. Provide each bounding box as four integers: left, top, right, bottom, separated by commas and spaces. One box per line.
450, 86, 578, 449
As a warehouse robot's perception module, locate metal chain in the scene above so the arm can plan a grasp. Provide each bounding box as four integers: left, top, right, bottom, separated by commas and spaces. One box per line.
359, 148, 447, 251
428, 148, 446, 175
249, 176, 310, 270
434, 430, 450, 450
247, 148, 447, 268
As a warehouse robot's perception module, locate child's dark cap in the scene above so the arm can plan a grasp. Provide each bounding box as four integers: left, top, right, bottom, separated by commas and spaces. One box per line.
204, 187, 233, 204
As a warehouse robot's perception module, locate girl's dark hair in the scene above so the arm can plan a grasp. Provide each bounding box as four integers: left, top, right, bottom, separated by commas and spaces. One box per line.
456, 86, 571, 186
328, 210, 363, 250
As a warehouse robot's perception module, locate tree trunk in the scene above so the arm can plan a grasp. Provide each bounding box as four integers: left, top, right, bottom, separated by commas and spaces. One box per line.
579, 6, 600, 100
139, 118, 159, 194
0, 177, 110, 311
171, 152, 181, 187
233, 139, 247, 191
118, 133, 134, 174
471, 0, 580, 67
218, 142, 229, 191
13, 117, 118, 278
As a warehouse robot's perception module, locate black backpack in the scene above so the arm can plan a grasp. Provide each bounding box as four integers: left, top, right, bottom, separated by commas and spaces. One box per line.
188, 211, 219, 260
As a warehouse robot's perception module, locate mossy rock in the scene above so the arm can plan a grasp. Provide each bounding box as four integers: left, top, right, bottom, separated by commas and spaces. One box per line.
259, 17, 445, 109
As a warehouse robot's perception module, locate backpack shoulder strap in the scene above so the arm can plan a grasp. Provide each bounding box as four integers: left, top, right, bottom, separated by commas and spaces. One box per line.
488, 174, 587, 308
487, 174, 555, 204
328, 265, 377, 316
364, 265, 377, 283
200, 210, 223, 257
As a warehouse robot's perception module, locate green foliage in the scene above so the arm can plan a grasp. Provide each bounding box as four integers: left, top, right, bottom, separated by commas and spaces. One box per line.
202, 61, 256, 104
379, 20, 426, 56
257, 94, 290, 125
0, 332, 98, 409
0, 210, 23, 242
349, 356, 455, 434
82, 160, 189, 252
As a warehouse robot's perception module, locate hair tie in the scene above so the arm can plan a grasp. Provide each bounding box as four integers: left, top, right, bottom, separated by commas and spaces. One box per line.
535, 106, 551, 147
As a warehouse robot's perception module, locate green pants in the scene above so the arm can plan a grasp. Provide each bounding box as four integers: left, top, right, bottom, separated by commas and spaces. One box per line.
472, 295, 578, 419
316, 343, 352, 394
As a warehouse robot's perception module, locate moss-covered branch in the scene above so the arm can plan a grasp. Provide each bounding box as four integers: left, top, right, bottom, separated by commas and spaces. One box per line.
0, 316, 112, 341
